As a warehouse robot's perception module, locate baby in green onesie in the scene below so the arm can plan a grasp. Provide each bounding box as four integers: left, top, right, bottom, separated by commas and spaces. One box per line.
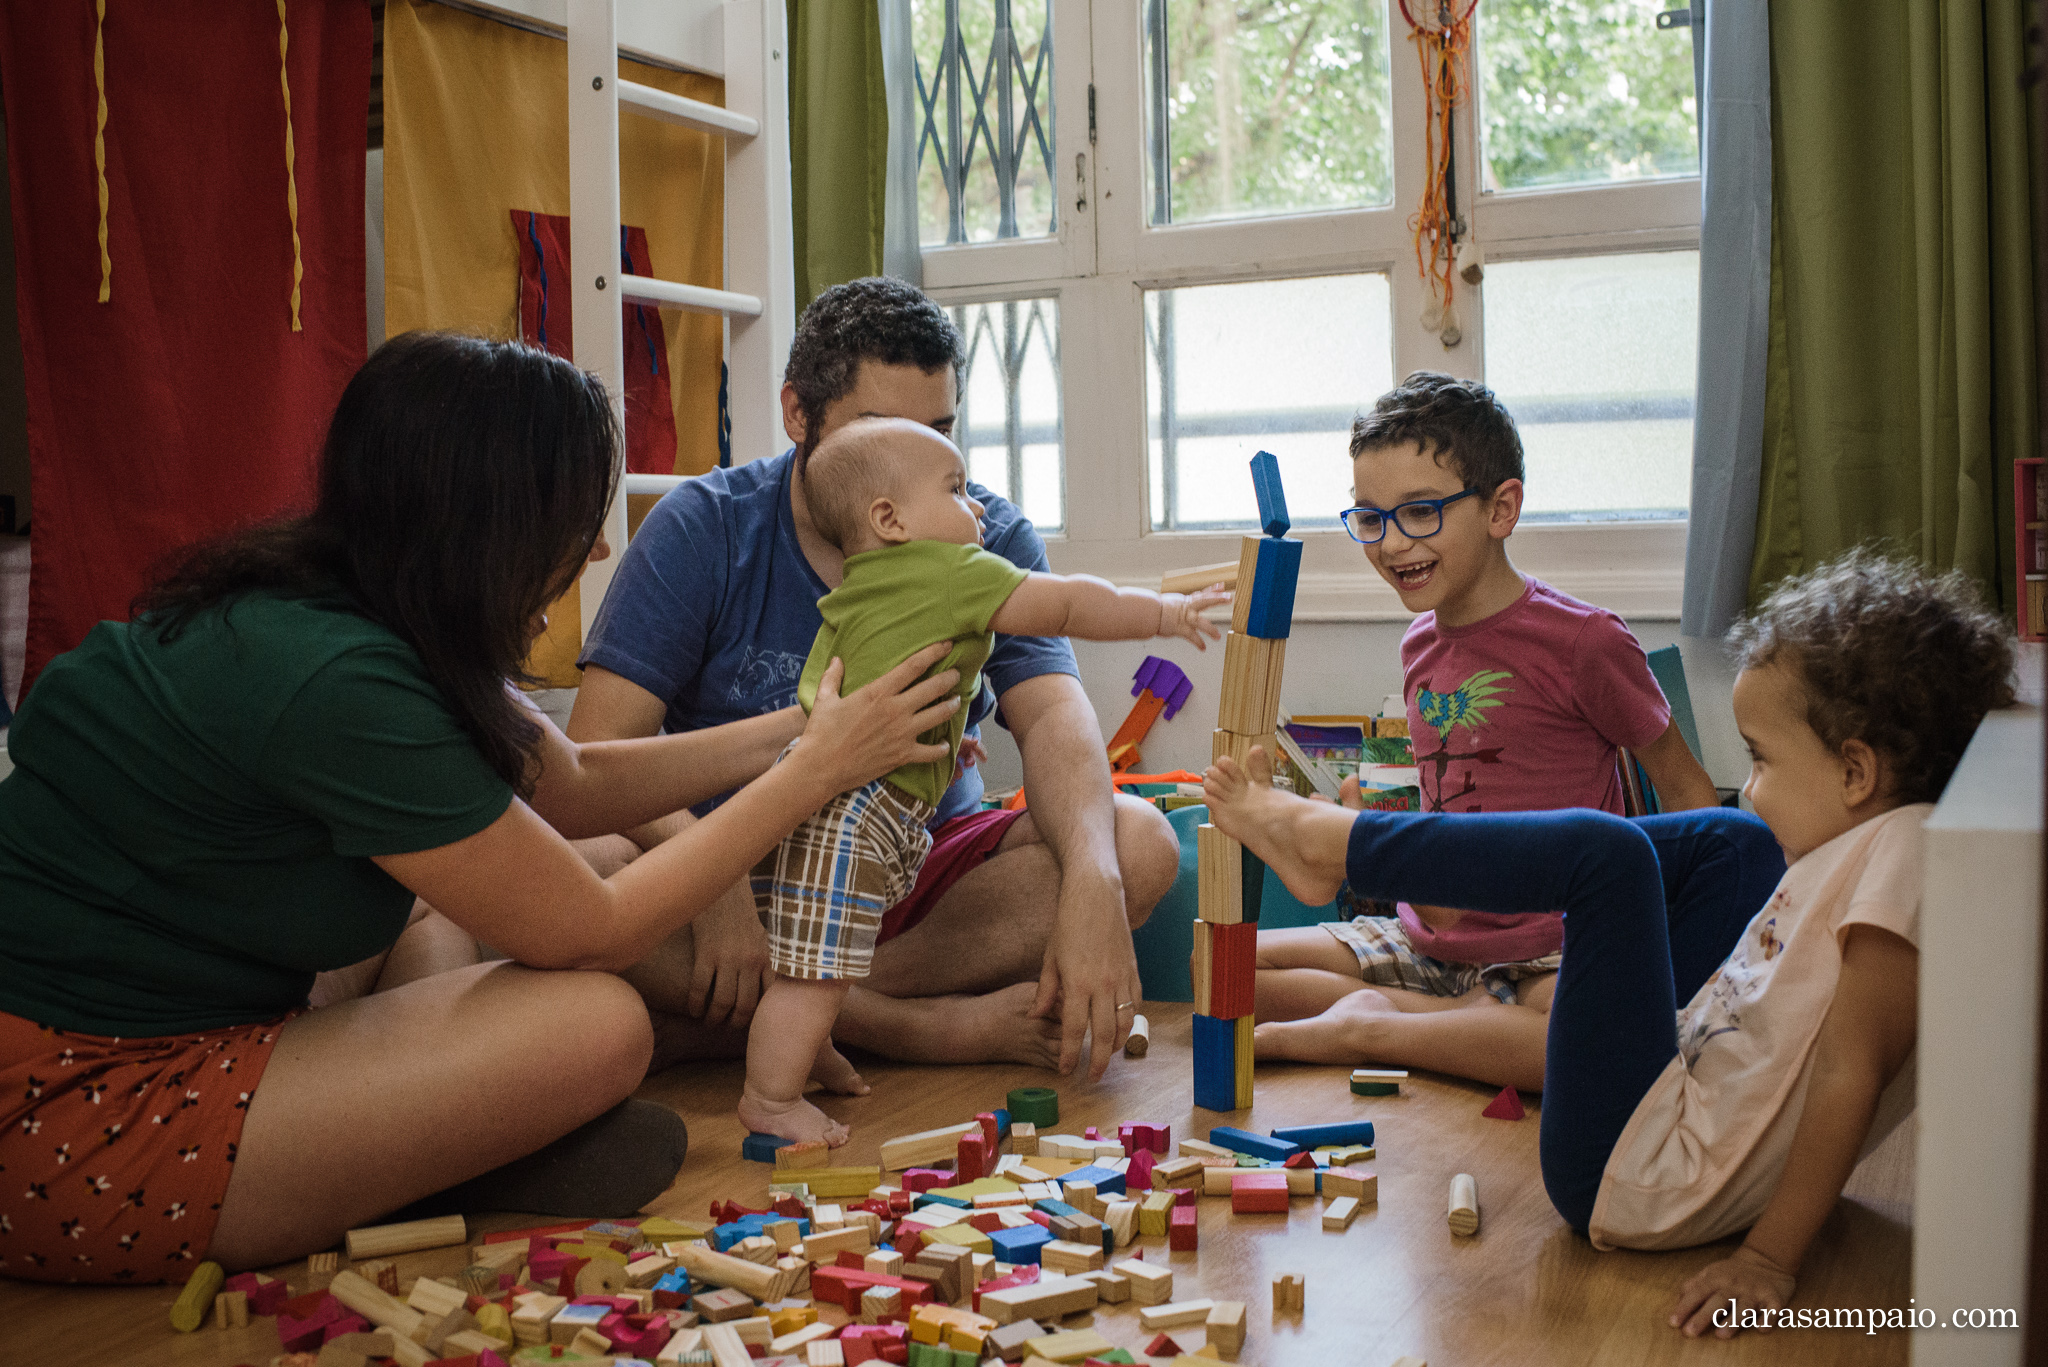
742, 417, 1231, 1147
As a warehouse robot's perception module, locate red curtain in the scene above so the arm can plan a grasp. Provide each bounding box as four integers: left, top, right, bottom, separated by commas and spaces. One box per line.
512, 210, 678, 475
0, 2, 370, 697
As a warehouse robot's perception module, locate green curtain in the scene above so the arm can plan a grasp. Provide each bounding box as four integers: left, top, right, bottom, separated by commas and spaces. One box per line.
786, 0, 889, 309
1752, 0, 2039, 611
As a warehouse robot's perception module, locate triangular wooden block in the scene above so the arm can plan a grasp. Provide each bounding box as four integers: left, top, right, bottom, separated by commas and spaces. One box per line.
1481, 1086, 1525, 1121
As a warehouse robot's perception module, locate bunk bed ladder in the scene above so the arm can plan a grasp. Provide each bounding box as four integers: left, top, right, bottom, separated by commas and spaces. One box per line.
565, 0, 795, 640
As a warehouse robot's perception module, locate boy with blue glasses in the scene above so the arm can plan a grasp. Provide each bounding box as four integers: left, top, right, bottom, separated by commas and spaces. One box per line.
1251, 371, 1718, 1092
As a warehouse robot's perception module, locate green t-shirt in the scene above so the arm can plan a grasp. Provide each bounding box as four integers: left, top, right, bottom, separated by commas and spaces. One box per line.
0, 591, 514, 1036
796, 540, 1031, 807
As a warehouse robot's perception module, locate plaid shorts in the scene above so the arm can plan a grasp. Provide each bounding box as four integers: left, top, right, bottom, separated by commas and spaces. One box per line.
752, 757, 936, 981
1323, 915, 1563, 1006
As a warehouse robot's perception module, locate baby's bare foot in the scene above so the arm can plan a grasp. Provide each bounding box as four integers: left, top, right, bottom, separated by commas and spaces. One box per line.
810, 1042, 870, 1096
738, 1091, 849, 1148
1203, 750, 1347, 906
1253, 988, 1398, 1063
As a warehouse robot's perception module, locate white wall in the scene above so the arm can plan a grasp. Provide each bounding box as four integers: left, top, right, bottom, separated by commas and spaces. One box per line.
975, 614, 1754, 796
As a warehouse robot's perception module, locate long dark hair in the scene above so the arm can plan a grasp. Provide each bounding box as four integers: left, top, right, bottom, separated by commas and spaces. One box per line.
134, 332, 621, 793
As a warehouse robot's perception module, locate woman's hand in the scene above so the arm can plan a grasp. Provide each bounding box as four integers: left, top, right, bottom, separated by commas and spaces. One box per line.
1670, 1244, 1798, 1338
796, 644, 962, 795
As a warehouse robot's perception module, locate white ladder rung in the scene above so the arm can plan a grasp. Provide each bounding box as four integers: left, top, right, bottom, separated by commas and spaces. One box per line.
619, 274, 764, 317
617, 79, 760, 139
622, 473, 688, 496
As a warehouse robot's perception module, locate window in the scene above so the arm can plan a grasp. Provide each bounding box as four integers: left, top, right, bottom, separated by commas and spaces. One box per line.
900, 1, 1702, 617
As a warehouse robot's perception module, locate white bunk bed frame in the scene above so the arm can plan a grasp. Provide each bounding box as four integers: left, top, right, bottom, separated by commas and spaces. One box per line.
444, 0, 797, 641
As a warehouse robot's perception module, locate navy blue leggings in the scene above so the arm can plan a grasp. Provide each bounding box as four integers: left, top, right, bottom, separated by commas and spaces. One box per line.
1341, 806, 1786, 1231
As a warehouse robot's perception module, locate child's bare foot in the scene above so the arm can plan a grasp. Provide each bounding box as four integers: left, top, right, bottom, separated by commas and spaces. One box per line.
738, 1089, 849, 1148
1253, 987, 1399, 1063
810, 1041, 870, 1096
1203, 750, 1350, 906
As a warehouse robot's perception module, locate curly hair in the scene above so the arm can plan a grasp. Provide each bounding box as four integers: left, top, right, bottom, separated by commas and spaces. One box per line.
1349, 370, 1524, 494
785, 278, 964, 470
1727, 549, 2016, 806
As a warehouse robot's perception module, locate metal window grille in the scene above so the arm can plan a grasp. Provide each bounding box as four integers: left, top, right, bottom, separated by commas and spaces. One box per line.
915, 0, 1057, 243
953, 298, 1061, 529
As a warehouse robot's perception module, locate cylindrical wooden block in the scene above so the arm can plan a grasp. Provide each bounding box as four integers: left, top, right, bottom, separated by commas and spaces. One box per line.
345, 1213, 467, 1261
1124, 1013, 1149, 1057
169, 1260, 224, 1333
669, 1240, 788, 1302
328, 1269, 427, 1338
1448, 1173, 1480, 1236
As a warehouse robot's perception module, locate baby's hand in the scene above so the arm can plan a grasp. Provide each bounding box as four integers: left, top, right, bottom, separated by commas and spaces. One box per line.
1159, 586, 1231, 649
954, 734, 990, 781
1670, 1244, 1797, 1338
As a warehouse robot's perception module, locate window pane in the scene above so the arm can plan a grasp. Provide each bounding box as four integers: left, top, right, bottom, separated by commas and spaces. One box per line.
1482, 252, 1696, 520
912, 0, 1058, 245
1146, 274, 1393, 530
1144, 0, 1393, 226
953, 297, 1064, 533
1479, 0, 1698, 192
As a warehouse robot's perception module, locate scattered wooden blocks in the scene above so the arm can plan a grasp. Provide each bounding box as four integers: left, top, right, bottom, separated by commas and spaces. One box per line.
1119, 1259, 1173, 1305
976, 1274, 1099, 1326
1206, 1299, 1247, 1360
1272, 1273, 1304, 1313
1449, 1173, 1480, 1236
1323, 1196, 1361, 1231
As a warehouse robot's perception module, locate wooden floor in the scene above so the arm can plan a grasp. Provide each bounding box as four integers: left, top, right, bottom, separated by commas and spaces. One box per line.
0, 1003, 1913, 1366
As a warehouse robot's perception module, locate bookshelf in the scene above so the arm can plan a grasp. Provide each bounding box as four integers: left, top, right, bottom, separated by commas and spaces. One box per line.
2019, 458, 2044, 642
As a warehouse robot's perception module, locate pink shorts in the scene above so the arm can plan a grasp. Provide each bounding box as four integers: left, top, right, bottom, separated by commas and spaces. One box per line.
875, 807, 1027, 944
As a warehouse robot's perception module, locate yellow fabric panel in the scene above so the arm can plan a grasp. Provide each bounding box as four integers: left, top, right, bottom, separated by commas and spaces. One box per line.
383, 0, 726, 686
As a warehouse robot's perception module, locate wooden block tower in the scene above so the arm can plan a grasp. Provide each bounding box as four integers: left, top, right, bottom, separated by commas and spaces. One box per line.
1191, 452, 1301, 1112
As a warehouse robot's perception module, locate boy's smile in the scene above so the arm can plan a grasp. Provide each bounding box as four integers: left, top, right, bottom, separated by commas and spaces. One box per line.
1350, 438, 1526, 628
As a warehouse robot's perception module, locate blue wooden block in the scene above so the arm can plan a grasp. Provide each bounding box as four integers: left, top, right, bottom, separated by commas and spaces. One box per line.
1242, 536, 1302, 639
987, 1224, 1052, 1265
1063, 1164, 1126, 1197
1250, 451, 1290, 537
1192, 1012, 1239, 1111
713, 1212, 809, 1250
654, 1269, 691, 1297
1208, 1126, 1300, 1162
741, 1131, 794, 1163
1033, 1199, 1082, 1220
1269, 1121, 1375, 1150
915, 1191, 972, 1209
992, 1107, 1011, 1140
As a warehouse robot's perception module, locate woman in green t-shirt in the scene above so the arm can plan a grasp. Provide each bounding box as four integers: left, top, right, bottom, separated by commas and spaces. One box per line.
0, 332, 961, 1282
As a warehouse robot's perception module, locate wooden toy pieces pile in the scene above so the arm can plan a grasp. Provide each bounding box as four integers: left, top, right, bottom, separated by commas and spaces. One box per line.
174, 1096, 1392, 1367
1185, 452, 1301, 1114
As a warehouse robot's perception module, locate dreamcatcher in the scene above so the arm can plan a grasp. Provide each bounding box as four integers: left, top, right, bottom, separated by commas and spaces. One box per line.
1402, 0, 1481, 347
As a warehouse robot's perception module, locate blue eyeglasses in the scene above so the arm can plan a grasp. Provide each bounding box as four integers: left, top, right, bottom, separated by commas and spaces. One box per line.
1338, 488, 1480, 544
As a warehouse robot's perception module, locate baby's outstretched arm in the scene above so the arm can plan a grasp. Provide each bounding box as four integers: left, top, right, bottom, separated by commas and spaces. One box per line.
990, 572, 1229, 649
1669, 923, 1917, 1338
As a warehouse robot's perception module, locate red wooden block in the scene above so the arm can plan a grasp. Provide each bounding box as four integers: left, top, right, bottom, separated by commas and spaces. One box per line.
1169, 1187, 1196, 1207
319, 1313, 370, 1343
1282, 1151, 1315, 1169
810, 1266, 939, 1315
836, 1250, 868, 1270
1084, 1126, 1100, 1141
1482, 1085, 1527, 1120
1168, 1204, 1199, 1251
975, 1111, 999, 1150
968, 1211, 1002, 1233
1146, 1333, 1182, 1355
971, 1264, 1039, 1312
483, 1219, 588, 1244
843, 1340, 881, 1366
1128, 1148, 1157, 1191
901, 1169, 949, 1193
1230, 1171, 1289, 1214
1207, 922, 1257, 1019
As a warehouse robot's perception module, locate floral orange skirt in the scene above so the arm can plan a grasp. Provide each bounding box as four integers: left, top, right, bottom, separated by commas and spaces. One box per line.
0, 1009, 292, 1284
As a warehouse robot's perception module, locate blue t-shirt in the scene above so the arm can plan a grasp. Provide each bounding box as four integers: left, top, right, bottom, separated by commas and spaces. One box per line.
579, 450, 1078, 825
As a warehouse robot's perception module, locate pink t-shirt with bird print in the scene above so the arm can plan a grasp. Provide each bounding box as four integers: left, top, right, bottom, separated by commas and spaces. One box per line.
1393, 577, 1672, 964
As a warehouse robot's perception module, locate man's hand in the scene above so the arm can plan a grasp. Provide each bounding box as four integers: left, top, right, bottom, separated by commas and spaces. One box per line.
1670, 1244, 1798, 1339
687, 893, 774, 1030
1031, 866, 1144, 1081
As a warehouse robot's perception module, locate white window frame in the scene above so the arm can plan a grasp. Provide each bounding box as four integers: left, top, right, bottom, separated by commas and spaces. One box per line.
921, 1, 1701, 622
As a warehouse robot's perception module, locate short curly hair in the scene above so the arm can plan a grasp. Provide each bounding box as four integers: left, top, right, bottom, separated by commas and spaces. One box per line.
1728, 549, 2016, 806
1349, 371, 1524, 495
785, 278, 965, 470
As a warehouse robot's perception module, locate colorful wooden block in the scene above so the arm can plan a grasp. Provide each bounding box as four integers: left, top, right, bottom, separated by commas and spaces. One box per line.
1482, 1086, 1527, 1120
1191, 920, 1256, 1018
1233, 534, 1303, 639
1196, 825, 1244, 925
742, 1131, 794, 1162
1063, 1164, 1126, 1197
1167, 1204, 1198, 1251
987, 1224, 1052, 1265
1208, 1128, 1298, 1162
1233, 1014, 1254, 1109
1350, 1068, 1406, 1096
1249, 450, 1290, 537
1217, 632, 1287, 736
1229, 1171, 1289, 1214
1269, 1121, 1374, 1150
1191, 1013, 1240, 1112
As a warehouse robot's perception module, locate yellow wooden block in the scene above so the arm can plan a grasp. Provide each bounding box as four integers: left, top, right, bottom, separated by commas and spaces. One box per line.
1234, 1014, 1254, 1108
772, 1165, 880, 1199
921, 1221, 993, 1255
1217, 632, 1287, 735
1025, 1328, 1116, 1362
1196, 824, 1242, 925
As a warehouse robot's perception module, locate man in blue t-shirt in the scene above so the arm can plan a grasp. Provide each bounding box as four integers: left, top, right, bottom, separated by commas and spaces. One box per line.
568, 278, 1179, 1083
